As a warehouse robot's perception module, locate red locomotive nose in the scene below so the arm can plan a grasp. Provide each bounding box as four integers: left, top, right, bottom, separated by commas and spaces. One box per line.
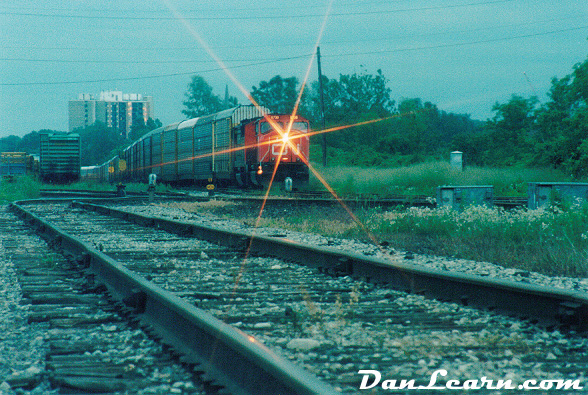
258, 128, 308, 164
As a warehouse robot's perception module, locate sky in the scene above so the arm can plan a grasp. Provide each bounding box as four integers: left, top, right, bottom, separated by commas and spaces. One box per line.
1, 0, 588, 137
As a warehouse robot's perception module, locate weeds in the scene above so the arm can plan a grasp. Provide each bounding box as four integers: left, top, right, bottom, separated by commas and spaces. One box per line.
0, 176, 170, 204
371, 205, 588, 277
39, 253, 60, 268
309, 162, 572, 197
222, 203, 588, 277
0, 176, 41, 203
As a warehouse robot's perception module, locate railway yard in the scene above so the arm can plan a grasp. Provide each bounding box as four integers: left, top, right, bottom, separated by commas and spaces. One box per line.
2, 194, 588, 394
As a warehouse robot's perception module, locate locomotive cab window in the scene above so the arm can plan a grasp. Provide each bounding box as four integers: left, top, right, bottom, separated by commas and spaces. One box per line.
260, 121, 284, 134
291, 122, 308, 132
259, 121, 308, 134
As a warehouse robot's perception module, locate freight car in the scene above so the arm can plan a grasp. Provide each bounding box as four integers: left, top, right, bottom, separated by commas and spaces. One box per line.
1, 152, 27, 178
101, 105, 310, 189
39, 131, 81, 183
0, 152, 39, 180
80, 165, 101, 181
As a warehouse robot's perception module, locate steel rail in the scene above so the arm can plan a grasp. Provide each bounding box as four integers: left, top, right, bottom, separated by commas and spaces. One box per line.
37, 188, 528, 208
39, 189, 192, 199
9, 201, 339, 395
72, 200, 588, 332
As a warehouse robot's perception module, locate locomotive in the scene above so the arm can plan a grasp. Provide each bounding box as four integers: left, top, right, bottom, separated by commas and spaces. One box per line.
97, 105, 310, 189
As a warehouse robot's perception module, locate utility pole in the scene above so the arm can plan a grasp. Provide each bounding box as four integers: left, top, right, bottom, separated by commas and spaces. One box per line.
317, 46, 327, 167
224, 84, 229, 109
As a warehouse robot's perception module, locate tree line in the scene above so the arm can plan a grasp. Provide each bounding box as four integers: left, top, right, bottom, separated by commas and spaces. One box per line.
454, 55, 588, 177
239, 56, 588, 175
4, 53, 588, 175
184, 71, 479, 167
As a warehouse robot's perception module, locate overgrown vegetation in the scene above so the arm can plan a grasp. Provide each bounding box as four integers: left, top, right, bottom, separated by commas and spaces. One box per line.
0, 176, 168, 203
251, 204, 588, 277
367, 205, 588, 277
0, 176, 41, 203
165, 183, 588, 278
308, 162, 572, 197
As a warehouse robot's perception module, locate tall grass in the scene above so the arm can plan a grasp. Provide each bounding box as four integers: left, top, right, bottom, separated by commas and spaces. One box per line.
309, 161, 573, 197
0, 176, 168, 204
200, 199, 588, 277
243, 204, 588, 277
0, 176, 41, 203
368, 205, 588, 277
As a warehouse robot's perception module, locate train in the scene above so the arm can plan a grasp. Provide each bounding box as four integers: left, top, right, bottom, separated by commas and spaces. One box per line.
39, 131, 81, 183
1, 152, 39, 180
95, 105, 310, 189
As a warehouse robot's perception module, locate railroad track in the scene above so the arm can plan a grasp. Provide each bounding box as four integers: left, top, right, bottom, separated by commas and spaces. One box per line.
7, 199, 588, 393
8, 202, 337, 395
39, 188, 528, 209
39, 188, 193, 200
0, 210, 207, 394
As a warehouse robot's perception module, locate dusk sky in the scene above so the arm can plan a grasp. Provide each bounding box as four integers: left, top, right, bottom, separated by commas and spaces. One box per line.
1, 0, 588, 137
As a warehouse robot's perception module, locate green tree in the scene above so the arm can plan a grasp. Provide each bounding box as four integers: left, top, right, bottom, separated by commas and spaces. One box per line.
534, 56, 588, 176
182, 76, 238, 118
308, 69, 395, 126
76, 122, 128, 166
0, 135, 21, 152
129, 117, 162, 141
337, 69, 395, 119
491, 95, 538, 133
456, 95, 538, 167
384, 99, 478, 162
303, 69, 396, 160
17, 131, 40, 154
388, 99, 433, 156
251, 75, 303, 114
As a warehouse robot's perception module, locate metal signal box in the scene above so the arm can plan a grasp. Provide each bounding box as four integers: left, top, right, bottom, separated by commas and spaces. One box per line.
528, 182, 588, 209
437, 185, 494, 209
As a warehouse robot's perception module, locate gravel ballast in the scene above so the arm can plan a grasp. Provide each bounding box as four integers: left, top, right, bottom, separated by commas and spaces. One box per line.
4, 201, 588, 394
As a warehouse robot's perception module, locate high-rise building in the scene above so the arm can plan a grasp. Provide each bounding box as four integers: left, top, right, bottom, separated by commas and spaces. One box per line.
69, 91, 153, 137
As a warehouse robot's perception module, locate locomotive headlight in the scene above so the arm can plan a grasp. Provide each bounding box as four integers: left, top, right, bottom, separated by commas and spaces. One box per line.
282, 132, 290, 144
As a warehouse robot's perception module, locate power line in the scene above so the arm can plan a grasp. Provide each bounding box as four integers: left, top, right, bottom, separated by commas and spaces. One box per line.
2, 23, 587, 87
2, 13, 584, 54
322, 25, 588, 58
0, 55, 312, 86
0, 56, 307, 65
2, 0, 514, 21
0, 0, 395, 14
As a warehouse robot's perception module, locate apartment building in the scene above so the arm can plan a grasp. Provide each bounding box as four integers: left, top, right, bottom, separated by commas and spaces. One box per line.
69, 91, 153, 137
